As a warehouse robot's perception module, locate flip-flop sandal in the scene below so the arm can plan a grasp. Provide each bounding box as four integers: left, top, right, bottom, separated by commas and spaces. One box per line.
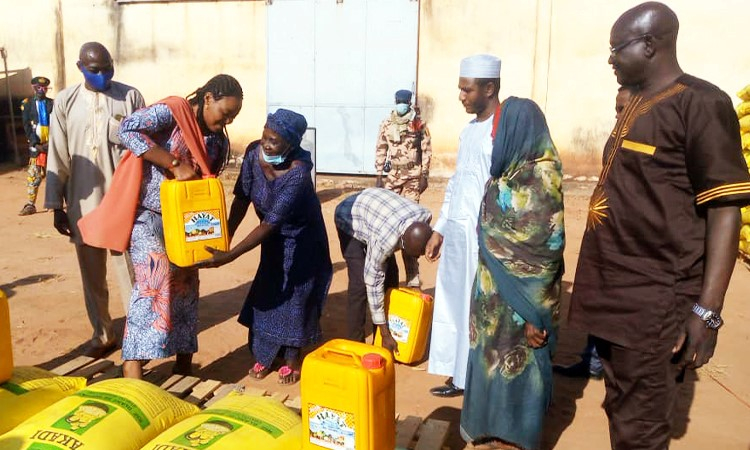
250, 362, 271, 380
277, 365, 301, 385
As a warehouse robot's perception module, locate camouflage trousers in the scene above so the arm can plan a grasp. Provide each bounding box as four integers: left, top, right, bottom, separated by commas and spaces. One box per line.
384, 175, 422, 203
25, 158, 46, 205
385, 176, 422, 287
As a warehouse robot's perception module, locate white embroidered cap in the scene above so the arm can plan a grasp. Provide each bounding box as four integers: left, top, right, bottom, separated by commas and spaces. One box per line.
459, 54, 501, 78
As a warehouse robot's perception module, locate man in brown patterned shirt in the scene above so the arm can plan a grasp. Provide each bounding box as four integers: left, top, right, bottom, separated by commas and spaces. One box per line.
569, 2, 750, 448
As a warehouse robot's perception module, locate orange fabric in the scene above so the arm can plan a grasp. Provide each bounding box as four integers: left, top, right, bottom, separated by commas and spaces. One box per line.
35, 152, 47, 168
78, 96, 210, 252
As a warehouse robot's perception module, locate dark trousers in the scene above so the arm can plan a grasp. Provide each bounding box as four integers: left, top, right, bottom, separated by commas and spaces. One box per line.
336, 227, 398, 342
592, 336, 683, 450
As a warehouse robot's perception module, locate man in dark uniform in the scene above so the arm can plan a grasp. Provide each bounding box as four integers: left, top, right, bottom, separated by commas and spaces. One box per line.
19, 76, 54, 216
569, 2, 750, 448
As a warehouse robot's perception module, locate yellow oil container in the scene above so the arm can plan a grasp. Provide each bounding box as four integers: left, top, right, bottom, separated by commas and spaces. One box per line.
301, 339, 395, 450
0, 289, 12, 383
160, 178, 228, 267
373, 287, 434, 364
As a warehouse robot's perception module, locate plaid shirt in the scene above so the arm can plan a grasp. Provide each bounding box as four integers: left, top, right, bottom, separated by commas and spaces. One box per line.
335, 188, 432, 324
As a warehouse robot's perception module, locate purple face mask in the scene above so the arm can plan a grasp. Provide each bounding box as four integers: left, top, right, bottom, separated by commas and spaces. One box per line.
81, 66, 114, 92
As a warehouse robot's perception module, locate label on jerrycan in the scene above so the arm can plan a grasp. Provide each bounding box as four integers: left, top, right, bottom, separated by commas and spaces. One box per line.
184, 210, 223, 242
307, 404, 355, 450
388, 315, 411, 343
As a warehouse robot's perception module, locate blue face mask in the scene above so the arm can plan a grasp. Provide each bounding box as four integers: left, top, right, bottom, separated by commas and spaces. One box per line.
261, 148, 288, 165
395, 103, 410, 116
81, 66, 114, 92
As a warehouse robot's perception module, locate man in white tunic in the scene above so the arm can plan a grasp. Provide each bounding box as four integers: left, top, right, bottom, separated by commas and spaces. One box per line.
425, 54, 502, 397
45, 42, 145, 358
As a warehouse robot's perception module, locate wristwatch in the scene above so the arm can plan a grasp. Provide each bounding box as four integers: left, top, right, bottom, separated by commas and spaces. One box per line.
170, 159, 180, 169
691, 303, 723, 330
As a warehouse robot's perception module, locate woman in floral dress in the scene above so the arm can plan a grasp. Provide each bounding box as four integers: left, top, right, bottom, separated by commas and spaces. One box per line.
117, 75, 243, 379
460, 97, 565, 450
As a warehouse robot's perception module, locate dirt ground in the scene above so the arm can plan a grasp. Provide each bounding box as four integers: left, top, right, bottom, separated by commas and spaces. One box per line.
2, 163, 749, 449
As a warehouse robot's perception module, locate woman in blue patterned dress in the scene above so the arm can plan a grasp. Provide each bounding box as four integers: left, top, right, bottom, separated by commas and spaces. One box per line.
460, 97, 565, 450
117, 75, 243, 379
198, 109, 332, 385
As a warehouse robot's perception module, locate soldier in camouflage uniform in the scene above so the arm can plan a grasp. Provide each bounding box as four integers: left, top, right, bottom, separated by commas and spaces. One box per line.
375, 89, 432, 287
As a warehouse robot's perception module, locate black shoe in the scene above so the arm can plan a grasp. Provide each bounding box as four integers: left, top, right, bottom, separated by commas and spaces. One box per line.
430, 381, 464, 397
19, 204, 36, 216
552, 361, 603, 380
84, 341, 118, 359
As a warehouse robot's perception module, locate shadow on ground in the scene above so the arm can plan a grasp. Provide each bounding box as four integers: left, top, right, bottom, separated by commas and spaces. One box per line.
36, 317, 126, 371
1, 274, 58, 298
197, 281, 250, 333
35, 280, 250, 373
542, 280, 698, 448
425, 406, 464, 449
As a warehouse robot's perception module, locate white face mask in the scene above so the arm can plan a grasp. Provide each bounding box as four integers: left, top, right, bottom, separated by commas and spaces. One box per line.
395, 103, 410, 116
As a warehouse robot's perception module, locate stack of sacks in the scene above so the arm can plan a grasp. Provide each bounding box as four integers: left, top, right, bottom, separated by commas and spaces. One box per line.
0, 378, 198, 450
737, 85, 750, 256
140, 391, 302, 450
0, 367, 87, 435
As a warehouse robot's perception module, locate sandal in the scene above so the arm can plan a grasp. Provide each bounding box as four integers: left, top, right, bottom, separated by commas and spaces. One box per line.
250, 362, 271, 380
277, 365, 301, 385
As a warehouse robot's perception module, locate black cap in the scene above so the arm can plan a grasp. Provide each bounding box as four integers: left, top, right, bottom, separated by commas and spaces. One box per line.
31, 76, 50, 87
395, 89, 412, 104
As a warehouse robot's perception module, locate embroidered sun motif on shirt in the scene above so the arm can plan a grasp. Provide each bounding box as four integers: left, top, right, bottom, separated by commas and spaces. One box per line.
587, 185, 609, 230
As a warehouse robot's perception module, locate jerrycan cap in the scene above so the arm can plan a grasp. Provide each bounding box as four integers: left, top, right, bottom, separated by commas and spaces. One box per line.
362, 353, 384, 370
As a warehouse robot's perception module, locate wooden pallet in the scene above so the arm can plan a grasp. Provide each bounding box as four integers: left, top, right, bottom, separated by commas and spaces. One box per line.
50, 356, 302, 412
50, 357, 449, 449
50, 355, 120, 382
396, 415, 451, 450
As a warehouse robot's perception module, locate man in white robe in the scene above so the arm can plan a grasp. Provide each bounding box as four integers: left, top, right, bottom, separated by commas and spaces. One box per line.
45, 42, 145, 358
425, 54, 502, 397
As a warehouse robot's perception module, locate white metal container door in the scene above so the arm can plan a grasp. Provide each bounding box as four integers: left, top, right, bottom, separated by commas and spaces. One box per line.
267, 0, 418, 174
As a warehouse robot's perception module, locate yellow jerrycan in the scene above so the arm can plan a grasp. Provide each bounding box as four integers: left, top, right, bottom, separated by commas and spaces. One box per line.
301, 339, 395, 450
160, 178, 228, 267
0, 289, 12, 383
373, 287, 434, 364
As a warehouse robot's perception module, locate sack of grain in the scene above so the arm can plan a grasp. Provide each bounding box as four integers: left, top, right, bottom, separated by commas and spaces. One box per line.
0, 378, 198, 450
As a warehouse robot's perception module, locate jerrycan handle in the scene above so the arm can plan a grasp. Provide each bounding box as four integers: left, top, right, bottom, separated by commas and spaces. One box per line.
321, 347, 362, 365
321, 348, 385, 371
401, 287, 433, 303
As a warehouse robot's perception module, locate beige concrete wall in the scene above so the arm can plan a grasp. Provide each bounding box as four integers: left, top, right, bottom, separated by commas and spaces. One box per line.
115, 0, 267, 153
417, 0, 750, 176
0, 0, 266, 155
0, 0, 61, 98
416, 0, 539, 175
544, 0, 750, 175
2, 0, 748, 173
